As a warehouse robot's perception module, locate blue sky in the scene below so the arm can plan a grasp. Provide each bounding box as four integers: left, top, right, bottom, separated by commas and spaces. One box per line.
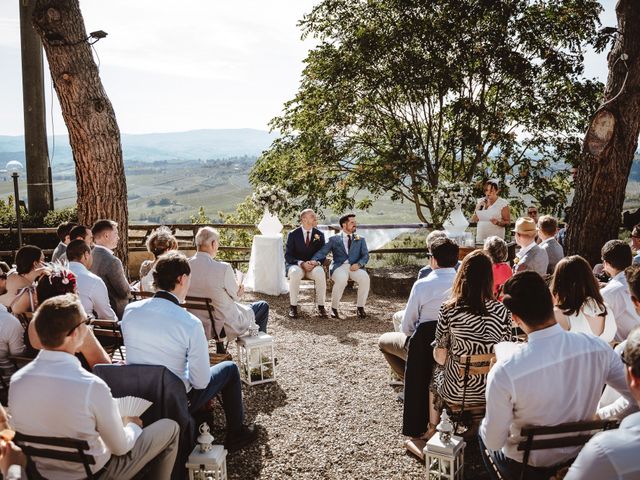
0, 0, 616, 136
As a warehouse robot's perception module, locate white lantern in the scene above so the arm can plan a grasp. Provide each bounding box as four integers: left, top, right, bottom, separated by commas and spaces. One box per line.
186, 444, 227, 480
424, 410, 466, 480
236, 332, 276, 385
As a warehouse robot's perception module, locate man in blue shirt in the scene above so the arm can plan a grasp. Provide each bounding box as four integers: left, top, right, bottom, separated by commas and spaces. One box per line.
122, 252, 258, 452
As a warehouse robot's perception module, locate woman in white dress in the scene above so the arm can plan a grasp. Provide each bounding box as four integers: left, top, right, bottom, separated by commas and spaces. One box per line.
550, 255, 617, 342
470, 179, 510, 243
139, 226, 178, 292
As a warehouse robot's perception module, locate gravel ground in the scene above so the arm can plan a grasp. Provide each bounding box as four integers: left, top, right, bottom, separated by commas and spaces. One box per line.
206, 285, 490, 480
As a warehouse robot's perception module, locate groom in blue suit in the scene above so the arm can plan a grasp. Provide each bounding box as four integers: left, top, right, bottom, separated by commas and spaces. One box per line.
313, 213, 370, 318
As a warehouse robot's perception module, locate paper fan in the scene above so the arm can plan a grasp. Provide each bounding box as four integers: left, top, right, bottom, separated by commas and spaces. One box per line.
116, 396, 153, 417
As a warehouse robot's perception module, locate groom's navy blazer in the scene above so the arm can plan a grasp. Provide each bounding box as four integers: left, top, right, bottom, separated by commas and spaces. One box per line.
285, 227, 326, 274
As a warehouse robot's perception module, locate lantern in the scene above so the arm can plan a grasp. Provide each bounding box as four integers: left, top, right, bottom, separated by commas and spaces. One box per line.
424, 410, 466, 479
236, 332, 276, 385
186, 423, 227, 480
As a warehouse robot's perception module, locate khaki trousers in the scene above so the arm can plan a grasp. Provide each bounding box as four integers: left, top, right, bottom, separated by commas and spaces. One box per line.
378, 332, 408, 379
330, 263, 370, 309
98, 419, 179, 480
392, 309, 405, 332
288, 265, 327, 306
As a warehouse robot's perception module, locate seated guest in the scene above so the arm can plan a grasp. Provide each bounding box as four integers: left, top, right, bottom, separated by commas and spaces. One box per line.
601, 240, 640, 341
90, 219, 131, 319
67, 240, 117, 320
0, 404, 26, 479
0, 245, 45, 312
188, 227, 268, 339
483, 236, 512, 296
417, 230, 462, 280
480, 272, 636, 480
26, 268, 111, 369
632, 224, 640, 265
433, 250, 511, 421
383, 239, 459, 458
122, 252, 258, 451
379, 238, 459, 380
10, 294, 179, 479
0, 302, 25, 387
285, 209, 328, 318
513, 217, 548, 276
556, 208, 570, 250
51, 221, 77, 263
139, 226, 178, 292
0, 262, 10, 296
551, 255, 616, 342
527, 205, 539, 224
312, 213, 370, 318
564, 327, 640, 479
537, 215, 563, 274
57, 224, 94, 263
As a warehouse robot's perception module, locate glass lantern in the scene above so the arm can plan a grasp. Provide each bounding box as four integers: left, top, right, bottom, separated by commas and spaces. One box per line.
236, 332, 276, 385
424, 410, 466, 479
186, 444, 227, 480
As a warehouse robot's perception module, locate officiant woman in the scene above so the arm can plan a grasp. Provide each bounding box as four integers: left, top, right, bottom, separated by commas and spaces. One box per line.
471, 179, 511, 243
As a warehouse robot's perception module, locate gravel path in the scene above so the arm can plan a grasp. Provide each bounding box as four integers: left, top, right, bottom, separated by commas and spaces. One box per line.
207, 285, 488, 479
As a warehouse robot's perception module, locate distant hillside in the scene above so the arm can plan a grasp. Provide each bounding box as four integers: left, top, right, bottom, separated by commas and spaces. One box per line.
0, 128, 277, 165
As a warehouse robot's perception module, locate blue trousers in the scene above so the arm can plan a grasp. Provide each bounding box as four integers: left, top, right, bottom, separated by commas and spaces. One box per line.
251, 301, 269, 333
478, 436, 569, 480
188, 361, 244, 434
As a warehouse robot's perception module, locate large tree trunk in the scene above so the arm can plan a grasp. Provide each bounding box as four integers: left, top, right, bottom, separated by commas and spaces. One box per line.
31, 0, 129, 269
566, 0, 640, 265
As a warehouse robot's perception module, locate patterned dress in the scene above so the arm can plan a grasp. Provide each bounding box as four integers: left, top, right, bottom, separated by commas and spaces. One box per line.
434, 300, 511, 405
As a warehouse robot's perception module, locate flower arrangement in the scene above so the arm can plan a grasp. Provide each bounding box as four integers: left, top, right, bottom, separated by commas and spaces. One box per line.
251, 185, 291, 216
431, 181, 476, 226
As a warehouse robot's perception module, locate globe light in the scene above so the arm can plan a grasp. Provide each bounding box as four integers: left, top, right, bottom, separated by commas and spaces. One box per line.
6, 161, 23, 176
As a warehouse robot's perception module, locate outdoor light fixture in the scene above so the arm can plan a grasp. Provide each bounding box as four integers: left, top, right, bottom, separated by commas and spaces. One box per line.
44, 30, 108, 46
6, 161, 24, 247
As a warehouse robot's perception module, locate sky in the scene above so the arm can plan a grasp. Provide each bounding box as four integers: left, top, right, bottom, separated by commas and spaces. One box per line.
0, 0, 616, 137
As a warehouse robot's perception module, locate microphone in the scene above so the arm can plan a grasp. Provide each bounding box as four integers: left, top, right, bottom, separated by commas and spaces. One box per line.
479, 196, 488, 210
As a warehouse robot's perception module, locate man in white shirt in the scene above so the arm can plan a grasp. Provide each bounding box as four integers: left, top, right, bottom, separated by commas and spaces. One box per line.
90, 220, 131, 319
601, 240, 640, 341
513, 217, 548, 276
564, 326, 640, 479
66, 240, 117, 320
480, 271, 636, 480
9, 294, 179, 480
0, 304, 25, 385
122, 252, 258, 452
378, 238, 459, 379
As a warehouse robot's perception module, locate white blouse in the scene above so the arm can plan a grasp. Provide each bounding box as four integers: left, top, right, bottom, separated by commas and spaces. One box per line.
563, 298, 617, 343
475, 196, 509, 242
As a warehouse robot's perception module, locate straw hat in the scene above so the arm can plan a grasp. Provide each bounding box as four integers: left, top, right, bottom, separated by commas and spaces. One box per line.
515, 217, 537, 235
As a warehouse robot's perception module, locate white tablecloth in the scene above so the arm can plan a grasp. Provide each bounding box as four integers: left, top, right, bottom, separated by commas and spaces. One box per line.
245, 234, 288, 296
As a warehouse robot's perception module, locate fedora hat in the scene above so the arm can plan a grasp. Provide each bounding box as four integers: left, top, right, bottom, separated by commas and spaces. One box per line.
515, 217, 537, 235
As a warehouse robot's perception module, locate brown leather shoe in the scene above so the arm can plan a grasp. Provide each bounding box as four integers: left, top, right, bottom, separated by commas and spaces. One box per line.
331, 308, 341, 319
317, 305, 328, 318
288, 305, 298, 318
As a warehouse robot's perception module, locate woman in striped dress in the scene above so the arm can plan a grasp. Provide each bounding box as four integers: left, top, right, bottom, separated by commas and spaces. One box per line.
433, 250, 512, 408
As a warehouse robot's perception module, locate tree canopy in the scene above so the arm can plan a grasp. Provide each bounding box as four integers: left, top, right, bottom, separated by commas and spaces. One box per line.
252, 0, 604, 225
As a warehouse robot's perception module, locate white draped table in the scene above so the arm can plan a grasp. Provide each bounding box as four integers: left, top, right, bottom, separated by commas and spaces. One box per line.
244, 234, 289, 296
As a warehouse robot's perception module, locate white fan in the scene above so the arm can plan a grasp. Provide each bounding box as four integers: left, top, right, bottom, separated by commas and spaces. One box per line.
116, 396, 153, 417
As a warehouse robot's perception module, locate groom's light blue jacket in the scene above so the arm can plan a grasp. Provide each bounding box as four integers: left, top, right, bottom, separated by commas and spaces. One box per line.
312, 232, 369, 275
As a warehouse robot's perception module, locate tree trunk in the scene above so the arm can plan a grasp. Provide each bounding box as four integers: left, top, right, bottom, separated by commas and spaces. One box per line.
32, 0, 129, 269
566, 0, 640, 265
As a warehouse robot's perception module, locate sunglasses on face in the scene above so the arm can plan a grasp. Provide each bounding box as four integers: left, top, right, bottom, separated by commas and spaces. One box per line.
67, 317, 93, 336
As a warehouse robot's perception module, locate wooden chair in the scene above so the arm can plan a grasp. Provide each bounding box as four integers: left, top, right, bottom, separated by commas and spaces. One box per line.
91, 318, 125, 361
516, 419, 620, 480
13, 431, 96, 479
447, 353, 495, 432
